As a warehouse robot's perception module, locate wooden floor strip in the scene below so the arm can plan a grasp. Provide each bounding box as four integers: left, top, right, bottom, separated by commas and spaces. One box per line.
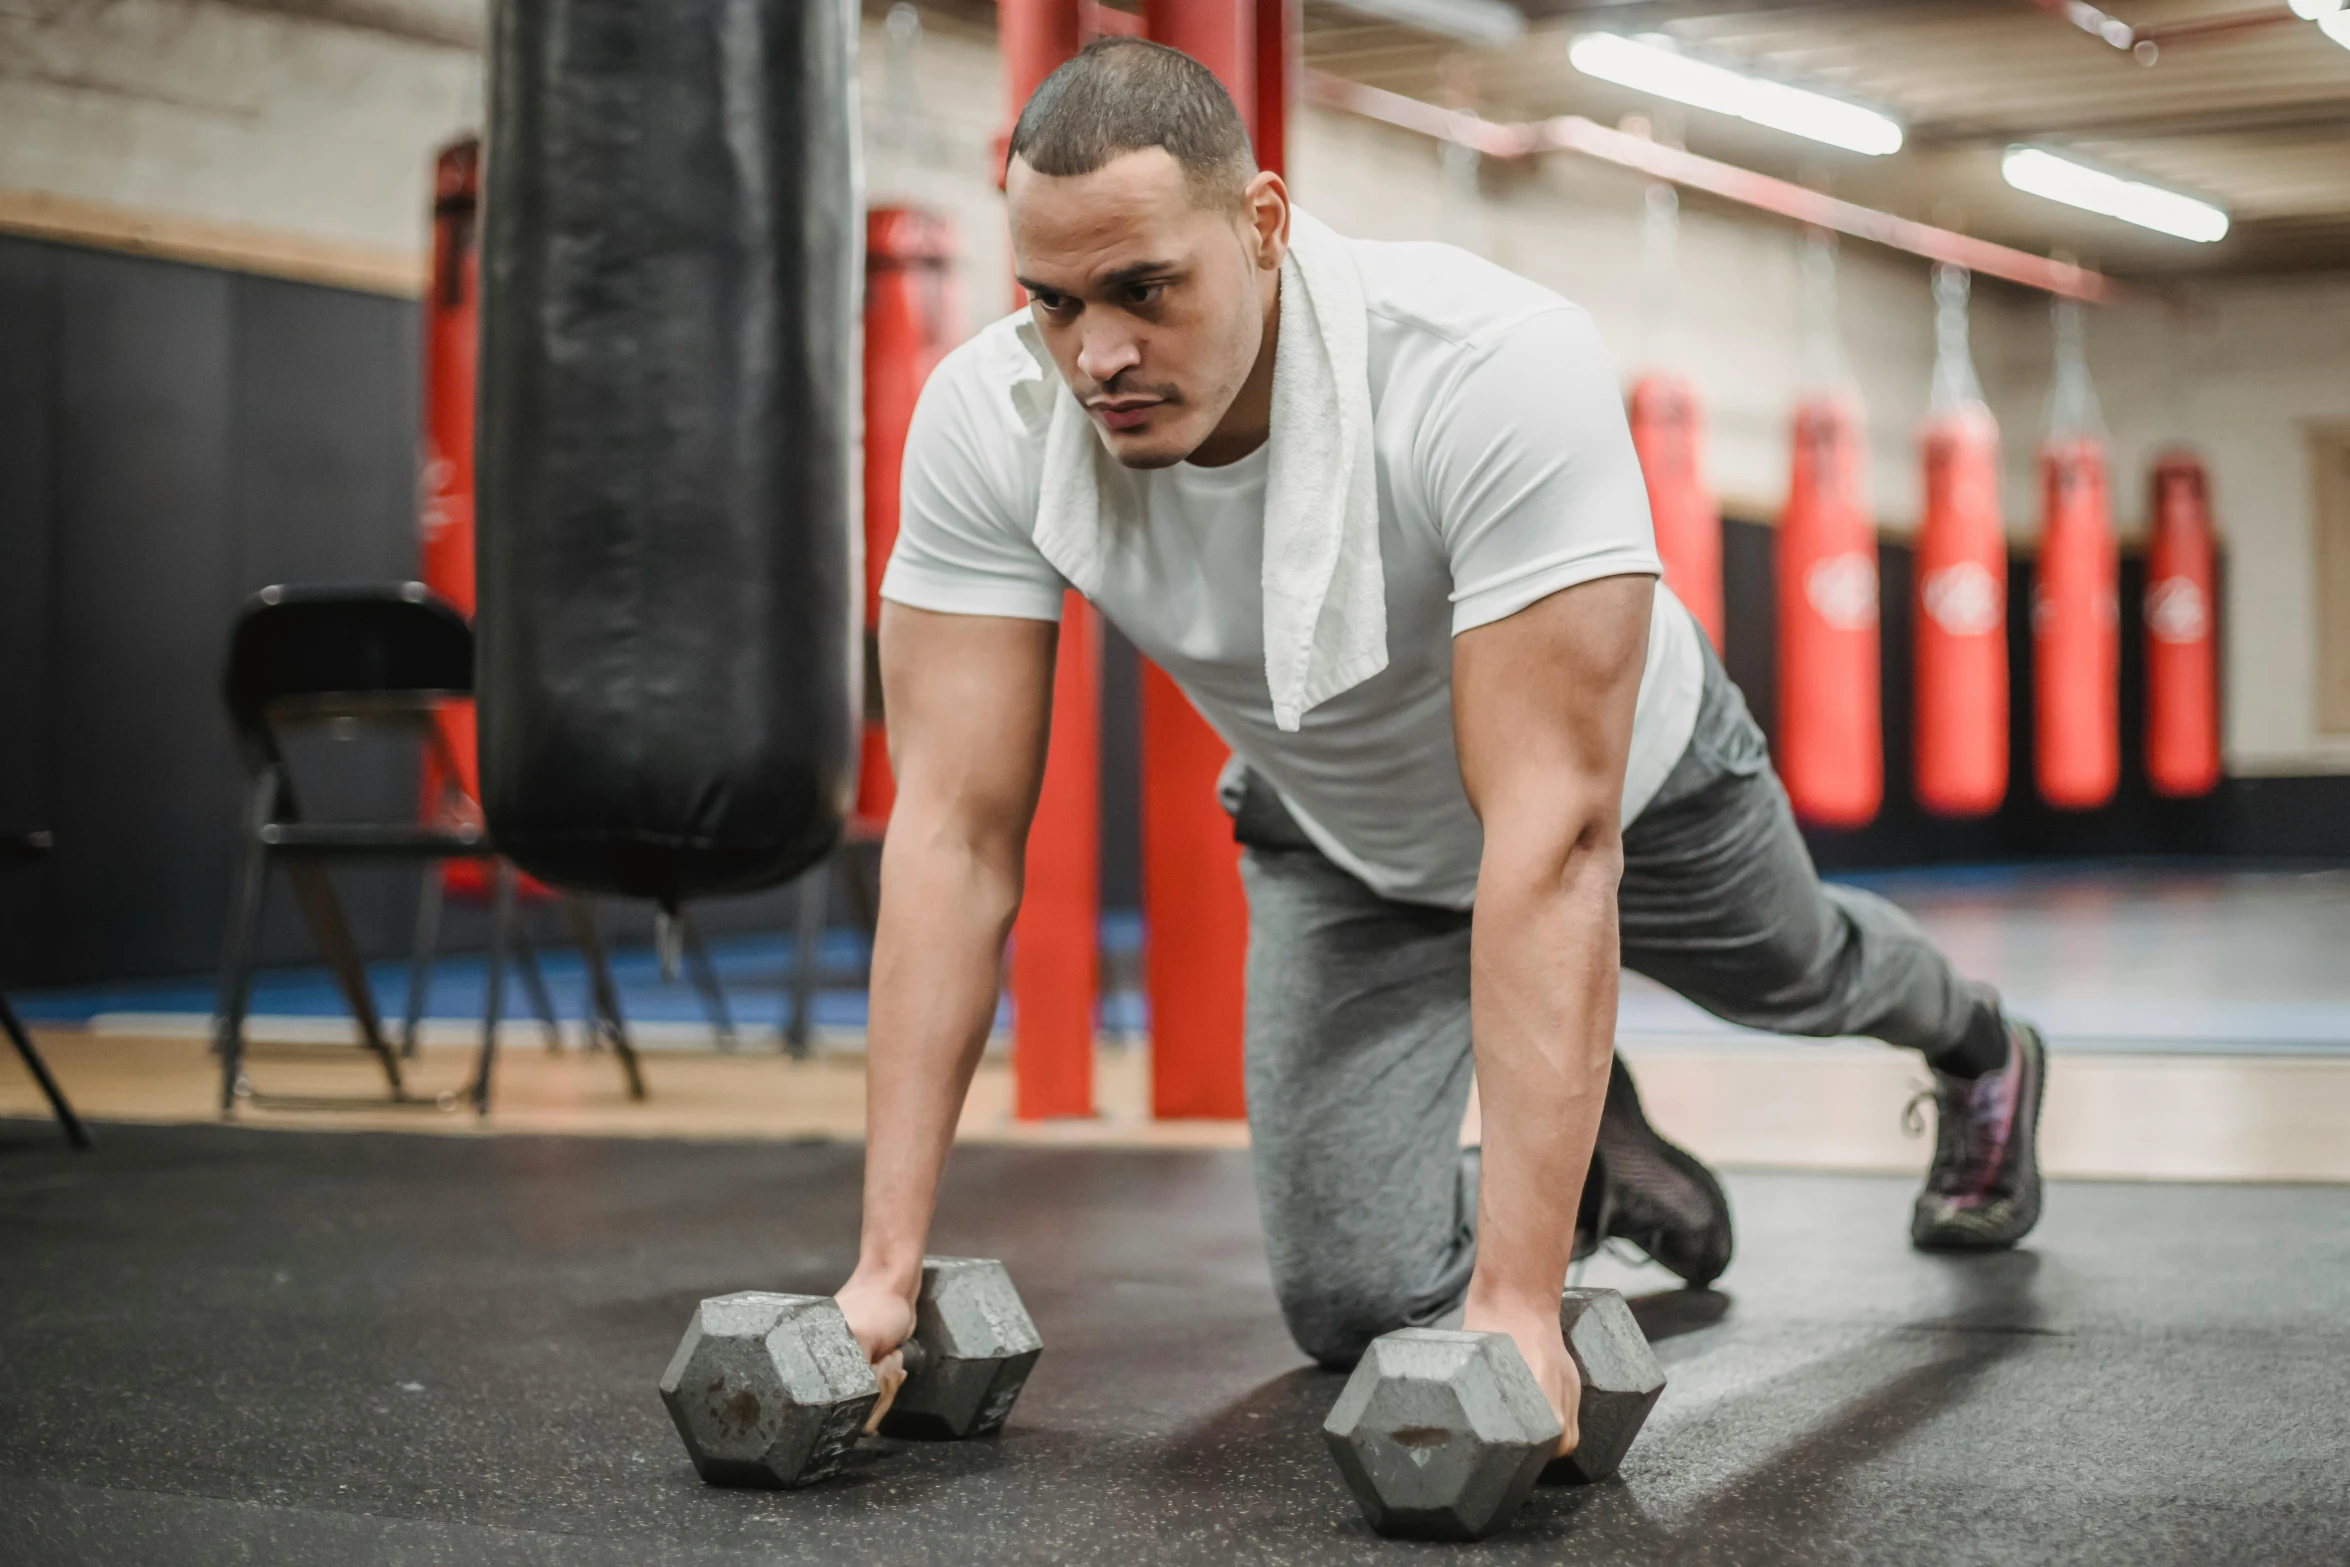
7, 1028, 2346, 1181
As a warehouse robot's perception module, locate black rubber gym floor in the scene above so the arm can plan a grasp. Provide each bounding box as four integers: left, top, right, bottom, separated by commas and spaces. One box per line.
2, 1120, 2344, 1565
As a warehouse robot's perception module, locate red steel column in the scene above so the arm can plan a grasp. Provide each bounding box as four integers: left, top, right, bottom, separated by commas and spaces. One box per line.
1138, 0, 1259, 1119
418, 136, 491, 897
1013, 593, 1101, 1117
1002, 0, 1085, 123
859, 207, 959, 832
1139, 662, 1249, 1119
1253, 0, 1295, 180
1001, 0, 1100, 1118
1145, 0, 1255, 130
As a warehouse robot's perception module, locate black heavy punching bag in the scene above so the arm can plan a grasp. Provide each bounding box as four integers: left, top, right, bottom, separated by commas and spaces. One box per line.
477, 0, 861, 904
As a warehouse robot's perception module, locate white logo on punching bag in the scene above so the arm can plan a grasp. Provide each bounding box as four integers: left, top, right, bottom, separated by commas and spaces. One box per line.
2146, 576, 2208, 644
1804, 551, 1879, 631
1921, 561, 2003, 637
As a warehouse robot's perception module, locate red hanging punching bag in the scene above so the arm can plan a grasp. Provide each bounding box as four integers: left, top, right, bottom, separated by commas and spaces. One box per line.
1777, 393, 1882, 828
1914, 402, 2009, 817
2033, 435, 2119, 809
416, 136, 494, 896
859, 206, 959, 831
2144, 451, 2220, 798
1628, 373, 1724, 649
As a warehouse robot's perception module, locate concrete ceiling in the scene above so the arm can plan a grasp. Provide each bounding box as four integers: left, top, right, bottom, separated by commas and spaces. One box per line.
1303, 1, 2350, 277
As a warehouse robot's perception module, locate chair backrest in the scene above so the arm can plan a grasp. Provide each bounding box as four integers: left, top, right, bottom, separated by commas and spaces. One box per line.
223, 584, 473, 765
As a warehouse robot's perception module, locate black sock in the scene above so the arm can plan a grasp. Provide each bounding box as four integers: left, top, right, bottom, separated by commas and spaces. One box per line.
1929, 1004, 2010, 1081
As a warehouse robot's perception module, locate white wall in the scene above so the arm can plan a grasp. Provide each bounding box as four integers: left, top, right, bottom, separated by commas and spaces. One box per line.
0, 0, 479, 260
5, 0, 2343, 772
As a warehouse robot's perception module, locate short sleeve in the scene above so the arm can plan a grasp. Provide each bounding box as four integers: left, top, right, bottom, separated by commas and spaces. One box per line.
1416, 306, 1661, 635
879, 342, 1068, 623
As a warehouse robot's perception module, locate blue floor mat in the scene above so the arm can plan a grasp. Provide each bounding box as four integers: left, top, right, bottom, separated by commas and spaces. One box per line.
8, 924, 1149, 1038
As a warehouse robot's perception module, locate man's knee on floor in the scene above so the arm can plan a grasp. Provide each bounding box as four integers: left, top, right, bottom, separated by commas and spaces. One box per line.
1274, 1276, 1420, 1369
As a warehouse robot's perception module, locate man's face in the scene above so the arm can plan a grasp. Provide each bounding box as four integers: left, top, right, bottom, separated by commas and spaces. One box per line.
1007, 149, 1279, 469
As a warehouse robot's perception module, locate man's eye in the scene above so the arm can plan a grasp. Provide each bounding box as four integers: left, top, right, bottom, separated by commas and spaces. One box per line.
1033, 292, 1076, 316
1124, 282, 1163, 307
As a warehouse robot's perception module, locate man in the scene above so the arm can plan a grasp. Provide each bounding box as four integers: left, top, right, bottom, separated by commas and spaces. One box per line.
833, 39, 2043, 1455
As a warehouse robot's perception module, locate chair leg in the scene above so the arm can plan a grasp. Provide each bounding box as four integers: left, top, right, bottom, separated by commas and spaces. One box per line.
680, 910, 737, 1051
787, 860, 827, 1060
402, 864, 444, 1060
287, 860, 405, 1100
510, 914, 565, 1053
843, 841, 882, 943
2, 990, 90, 1149
842, 841, 882, 995
213, 803, 272, 1113
561, 896, 646, 1101
468, 861, 514, 1115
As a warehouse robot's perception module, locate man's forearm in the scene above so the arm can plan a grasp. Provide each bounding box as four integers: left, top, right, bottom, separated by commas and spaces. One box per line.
851, 826, 1024, 1299
1461, 826, 1623, 1322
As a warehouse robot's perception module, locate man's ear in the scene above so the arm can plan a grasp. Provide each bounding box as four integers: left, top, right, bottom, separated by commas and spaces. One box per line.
1243, 170, 1289, 271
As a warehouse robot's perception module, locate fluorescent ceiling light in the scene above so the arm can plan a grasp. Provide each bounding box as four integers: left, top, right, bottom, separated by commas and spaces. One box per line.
1328, 0, 1525, 45
2001, 147, 2229, 243
1568, 32, 1903, 156
2286, 1, 2342, 19
2321, 12, 2350, 47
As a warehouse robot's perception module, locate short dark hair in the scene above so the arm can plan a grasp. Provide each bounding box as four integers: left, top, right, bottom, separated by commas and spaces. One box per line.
1006, 37, 1256, 205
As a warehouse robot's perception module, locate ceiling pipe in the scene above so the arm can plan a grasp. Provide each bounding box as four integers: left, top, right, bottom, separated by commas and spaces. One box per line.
2015, 0, 2301, 62
1302, 69, 2126, 304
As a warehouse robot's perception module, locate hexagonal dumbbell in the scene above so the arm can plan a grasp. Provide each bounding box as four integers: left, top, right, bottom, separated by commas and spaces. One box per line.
1321, 1286, 1665, 1540
659, 1292, 878, 1488
660, 1257, 1044, 1489
878, 1256, 1045, 1440
1552, 1287, 1666, 1482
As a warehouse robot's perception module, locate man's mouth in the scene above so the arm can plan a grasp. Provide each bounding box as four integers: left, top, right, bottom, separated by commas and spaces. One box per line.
1089, 399, 1162, 433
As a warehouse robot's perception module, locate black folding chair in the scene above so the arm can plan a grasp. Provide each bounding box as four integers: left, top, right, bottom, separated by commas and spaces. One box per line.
214, 583, 645, 1115
785, 831, 880, 1057
402, 863, 739, 1058
2, 831, 91, 1148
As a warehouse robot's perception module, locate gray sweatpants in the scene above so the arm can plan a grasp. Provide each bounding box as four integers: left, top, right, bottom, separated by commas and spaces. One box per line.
1230, 638, 1998, 1366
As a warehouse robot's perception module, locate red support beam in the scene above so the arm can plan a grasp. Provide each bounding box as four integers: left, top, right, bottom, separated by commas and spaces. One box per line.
1254, 0, 1297, 178
1146, 0, 1256, 140
999, 0, 1101, 1119
1138, 661, 1250, 1119
1136, 0, 1258, 1121
1012, 593, 1102, 1118
857, 207, 959, 834
1002, 0, 1086, 119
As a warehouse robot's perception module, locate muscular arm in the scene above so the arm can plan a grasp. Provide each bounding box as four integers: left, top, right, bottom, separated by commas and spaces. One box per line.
1452, 572, 1653, 1450
836, 601, 1057, 1356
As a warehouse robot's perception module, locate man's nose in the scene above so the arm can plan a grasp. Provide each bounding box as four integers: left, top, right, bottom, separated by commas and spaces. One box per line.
1075, 328, 1141, 389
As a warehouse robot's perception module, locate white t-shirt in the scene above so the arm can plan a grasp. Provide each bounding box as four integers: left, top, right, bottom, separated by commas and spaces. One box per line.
881, 235, 1703, 910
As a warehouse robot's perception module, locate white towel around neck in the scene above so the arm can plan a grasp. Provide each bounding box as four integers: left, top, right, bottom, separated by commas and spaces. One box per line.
1012, 208, 1387, 732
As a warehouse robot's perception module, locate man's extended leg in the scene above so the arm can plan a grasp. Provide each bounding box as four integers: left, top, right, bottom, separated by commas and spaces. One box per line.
1613, 641, 2046, 1256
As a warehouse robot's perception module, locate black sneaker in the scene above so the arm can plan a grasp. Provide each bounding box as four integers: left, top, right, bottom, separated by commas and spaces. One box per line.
1908, 1016, 2047, 1251
1593, 1053, 1734, 1288
1572, 1145, 1607, 1265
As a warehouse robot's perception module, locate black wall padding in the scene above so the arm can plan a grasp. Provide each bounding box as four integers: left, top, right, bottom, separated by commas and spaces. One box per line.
477, 0, 862, 905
